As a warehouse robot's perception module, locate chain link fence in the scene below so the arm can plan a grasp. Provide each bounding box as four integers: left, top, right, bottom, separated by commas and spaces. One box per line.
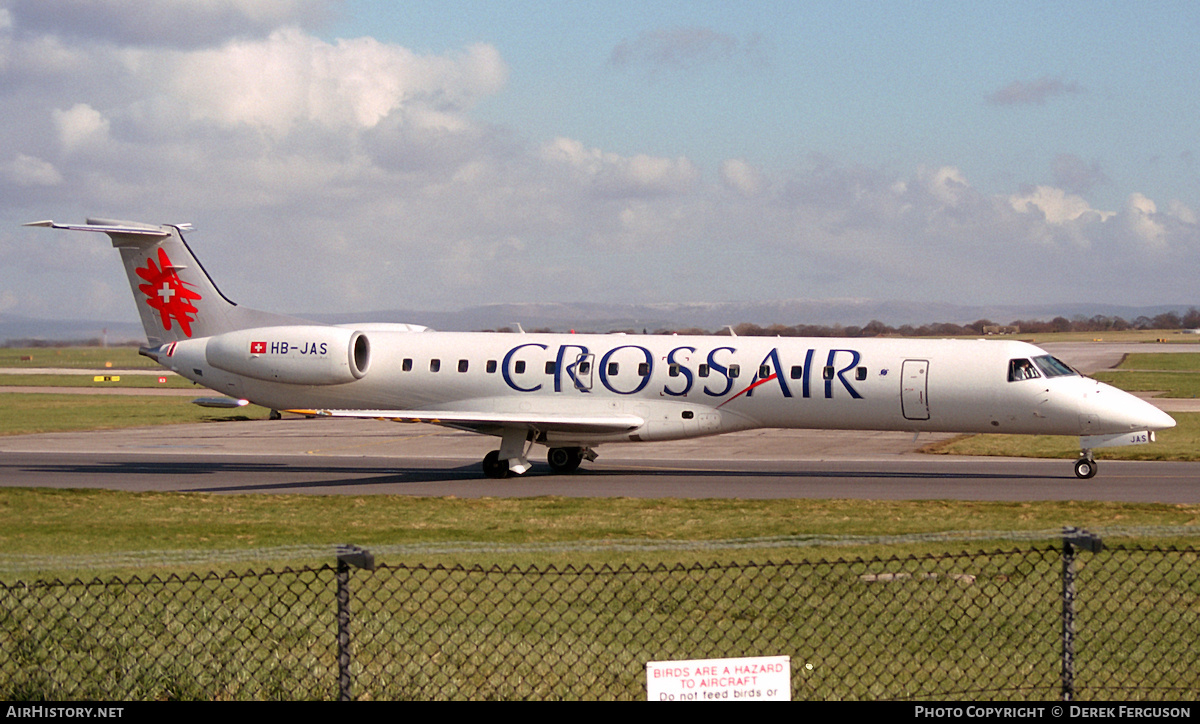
1, 533, 1197, 700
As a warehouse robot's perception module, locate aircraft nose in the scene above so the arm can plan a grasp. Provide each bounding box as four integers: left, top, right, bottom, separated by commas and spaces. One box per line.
1079, 381, 1176, 434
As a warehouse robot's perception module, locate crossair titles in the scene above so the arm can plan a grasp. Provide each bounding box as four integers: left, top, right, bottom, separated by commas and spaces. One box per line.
498, 342, 866, 400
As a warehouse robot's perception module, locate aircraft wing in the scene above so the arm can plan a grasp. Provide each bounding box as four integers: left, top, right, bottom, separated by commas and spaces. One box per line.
284, 408, 645, 435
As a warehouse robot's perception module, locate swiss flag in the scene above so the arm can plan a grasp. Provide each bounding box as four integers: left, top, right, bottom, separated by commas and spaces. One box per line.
250, 341, 267, 354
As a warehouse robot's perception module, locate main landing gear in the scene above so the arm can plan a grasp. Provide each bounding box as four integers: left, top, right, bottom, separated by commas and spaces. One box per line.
1074, 450, 1098, 479
480, 446, 595, 479
547, 446, 586, 474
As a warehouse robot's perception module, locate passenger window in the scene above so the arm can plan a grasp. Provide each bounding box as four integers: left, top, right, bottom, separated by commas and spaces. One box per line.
545, 361, 556, 374
855, 367, 867, 381
698, 364, 709, 378
638, 362, 649, 376
430, 359, 441, 373
607, 362, 619, 376
458, 359, 468, 373
402, 358, 412, 372
759, 365, 771, 378
729, 364, 740, 379
515, 360, 526, 374
822, 366, 834, 380
486, 360, 497, 373
668, 364, 680, 377
578, 361, 591, 375
1008, 359, 1040, 382
790, 365, 803, 379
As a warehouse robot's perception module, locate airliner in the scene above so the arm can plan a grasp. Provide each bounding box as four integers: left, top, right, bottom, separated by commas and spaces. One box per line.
27, 218, 1176, 479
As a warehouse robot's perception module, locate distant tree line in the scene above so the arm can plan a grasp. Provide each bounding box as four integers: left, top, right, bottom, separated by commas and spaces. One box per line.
654, 308, 1200, 338
9, 308, 1200, 346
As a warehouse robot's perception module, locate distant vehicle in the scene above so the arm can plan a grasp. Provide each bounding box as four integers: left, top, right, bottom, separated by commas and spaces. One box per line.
28, 219, 1176, 479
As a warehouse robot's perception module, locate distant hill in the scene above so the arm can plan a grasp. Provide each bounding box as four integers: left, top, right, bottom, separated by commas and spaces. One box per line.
4, 300, 1195, 343
0, 315, 145, 345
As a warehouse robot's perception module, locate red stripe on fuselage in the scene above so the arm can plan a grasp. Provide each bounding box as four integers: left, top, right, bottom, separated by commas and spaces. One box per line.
716, 373, 777, 409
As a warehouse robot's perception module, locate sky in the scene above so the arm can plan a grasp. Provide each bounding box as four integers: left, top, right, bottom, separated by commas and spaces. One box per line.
1, 0, 1198, 326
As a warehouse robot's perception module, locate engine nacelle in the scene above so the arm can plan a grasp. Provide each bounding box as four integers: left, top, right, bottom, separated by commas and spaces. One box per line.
205, 326, 370, 385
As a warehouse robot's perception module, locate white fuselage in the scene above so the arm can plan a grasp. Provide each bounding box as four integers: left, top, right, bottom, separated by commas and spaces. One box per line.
154, 329, 1172, 447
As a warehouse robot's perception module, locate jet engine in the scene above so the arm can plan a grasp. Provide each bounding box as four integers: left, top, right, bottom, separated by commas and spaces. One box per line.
205, 326, 370, 385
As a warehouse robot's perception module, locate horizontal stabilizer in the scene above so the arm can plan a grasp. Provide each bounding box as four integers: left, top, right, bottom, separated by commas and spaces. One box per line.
24, 220, 173, 237
284, 408, 644, 435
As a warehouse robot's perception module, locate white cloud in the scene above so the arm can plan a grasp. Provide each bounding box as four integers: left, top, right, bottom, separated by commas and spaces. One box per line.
2, 154, 61, 186
1009, 186, 1114, 224
923, 166, 970, 207
53, 103, 110, 153
720, 158, 764, 197
162, 29, 507, 135
1168, 199, 1197, 226
0, 17, 1196, 322
1126, 193, 1166, 248
4, 0, 333, 48
986, 77, 1084, 106
609, 26, 767, 71
542, 137, 698, 197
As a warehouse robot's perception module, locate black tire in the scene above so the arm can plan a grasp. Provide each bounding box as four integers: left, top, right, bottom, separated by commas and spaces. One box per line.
482, 450, 510, 479
1074, 457, 1097, 479
547, 447, 583, 474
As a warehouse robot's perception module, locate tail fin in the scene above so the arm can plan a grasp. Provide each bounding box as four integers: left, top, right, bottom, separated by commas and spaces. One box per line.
25, 218, 304, 345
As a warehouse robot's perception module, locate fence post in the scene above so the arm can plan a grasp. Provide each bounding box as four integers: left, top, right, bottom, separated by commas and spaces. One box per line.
1060, 527, 1102, 701
336, 545, 376, 701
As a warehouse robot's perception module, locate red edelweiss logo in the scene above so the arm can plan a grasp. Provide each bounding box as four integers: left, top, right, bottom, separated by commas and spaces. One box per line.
136, 248, 202, 337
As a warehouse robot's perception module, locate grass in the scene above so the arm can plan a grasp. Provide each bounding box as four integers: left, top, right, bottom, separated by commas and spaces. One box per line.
0, 393, 267, 435
1116, 353, 1200, 371
0, 373, 195, 388
1, 349, 1196, 699
926, 412, 1200, 461
1092, 371, 1200, 397
0, 346, 155, 369
1006, 330, 1200, 344
1090, 352, 1200, 398
1, 489, 1198, 578
1, 518, 1195, 700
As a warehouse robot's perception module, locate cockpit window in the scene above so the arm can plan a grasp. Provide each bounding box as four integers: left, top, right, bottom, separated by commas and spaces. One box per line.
1008, 358, 1040, 382
1032, 355, 1077, 378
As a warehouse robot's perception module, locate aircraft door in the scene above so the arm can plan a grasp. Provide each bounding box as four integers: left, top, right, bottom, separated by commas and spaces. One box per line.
901, 359, 931, 420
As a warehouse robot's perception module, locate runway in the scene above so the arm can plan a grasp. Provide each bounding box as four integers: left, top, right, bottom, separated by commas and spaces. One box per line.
2, 417, 1197, 503
3, 341, 1197, 503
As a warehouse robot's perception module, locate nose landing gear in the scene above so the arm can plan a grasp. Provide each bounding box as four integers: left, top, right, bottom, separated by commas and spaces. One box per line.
1074, 451, 1097, 479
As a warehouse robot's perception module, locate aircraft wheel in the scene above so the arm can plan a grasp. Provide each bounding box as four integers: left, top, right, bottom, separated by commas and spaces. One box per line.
482, 450, 510, 479
1074, 457, 1097, 479
547, 447, 584, 474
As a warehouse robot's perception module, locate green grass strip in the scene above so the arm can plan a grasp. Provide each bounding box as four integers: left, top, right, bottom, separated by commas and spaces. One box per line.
0, 393, 266, 435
